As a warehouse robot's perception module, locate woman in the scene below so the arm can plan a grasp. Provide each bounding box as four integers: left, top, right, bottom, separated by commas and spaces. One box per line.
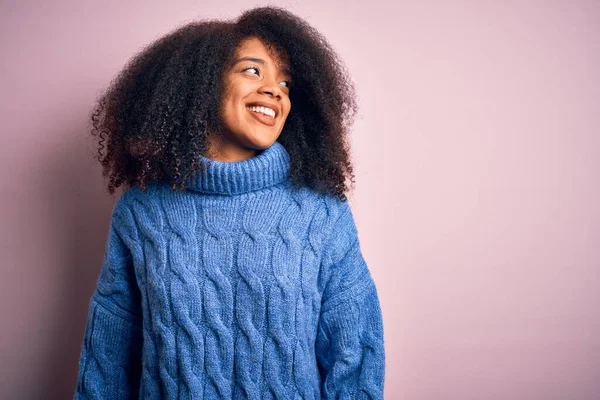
74, 6, 385, 399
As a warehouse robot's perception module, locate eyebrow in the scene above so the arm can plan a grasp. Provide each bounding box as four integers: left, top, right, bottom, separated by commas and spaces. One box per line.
234, 57, 266, 65
234, 57, 291, 76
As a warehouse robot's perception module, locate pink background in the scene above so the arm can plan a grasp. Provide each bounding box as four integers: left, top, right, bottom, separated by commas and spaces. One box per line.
1, 1, 599, 399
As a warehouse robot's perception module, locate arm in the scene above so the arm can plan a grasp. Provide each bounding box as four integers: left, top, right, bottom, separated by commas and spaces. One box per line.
316, 201, 385, 399
74, 196, 143, 400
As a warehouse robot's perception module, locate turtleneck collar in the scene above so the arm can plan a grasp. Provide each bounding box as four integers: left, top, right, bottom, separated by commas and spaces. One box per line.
185, 141, 291, 195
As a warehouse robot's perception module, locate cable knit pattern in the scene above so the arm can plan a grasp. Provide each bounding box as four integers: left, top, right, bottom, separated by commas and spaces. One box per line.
74, 141, 385, 399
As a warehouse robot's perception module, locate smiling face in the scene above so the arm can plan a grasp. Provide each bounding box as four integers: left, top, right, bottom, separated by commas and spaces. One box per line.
206, 36, 292, 161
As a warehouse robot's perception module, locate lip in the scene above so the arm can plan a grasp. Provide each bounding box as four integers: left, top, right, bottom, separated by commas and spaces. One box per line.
247, 107, 276, 126
245, 101, 279, 118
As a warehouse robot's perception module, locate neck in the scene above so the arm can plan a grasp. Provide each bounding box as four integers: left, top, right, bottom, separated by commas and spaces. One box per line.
186, 140, 291, 195
204, 132, 259, 162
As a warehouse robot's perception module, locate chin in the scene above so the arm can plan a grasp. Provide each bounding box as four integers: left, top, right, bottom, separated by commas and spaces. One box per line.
243, 133, 280, 150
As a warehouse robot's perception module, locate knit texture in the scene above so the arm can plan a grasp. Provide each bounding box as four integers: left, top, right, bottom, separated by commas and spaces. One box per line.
74, 141, 385, 399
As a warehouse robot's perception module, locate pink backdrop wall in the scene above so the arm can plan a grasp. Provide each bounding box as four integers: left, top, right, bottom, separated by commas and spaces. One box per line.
1, 1, 599, 399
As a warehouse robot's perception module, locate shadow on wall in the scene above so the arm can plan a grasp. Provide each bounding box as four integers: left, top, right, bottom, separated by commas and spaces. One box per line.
38, 128, 116, 399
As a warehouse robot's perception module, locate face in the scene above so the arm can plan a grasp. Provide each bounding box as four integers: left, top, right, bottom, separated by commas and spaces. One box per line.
207, 37, 292, 161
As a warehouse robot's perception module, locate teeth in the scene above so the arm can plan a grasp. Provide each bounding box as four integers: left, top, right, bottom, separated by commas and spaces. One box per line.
247, 105, 276, 118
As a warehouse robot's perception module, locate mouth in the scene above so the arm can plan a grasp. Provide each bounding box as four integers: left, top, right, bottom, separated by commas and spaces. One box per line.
246, 104, 277, 126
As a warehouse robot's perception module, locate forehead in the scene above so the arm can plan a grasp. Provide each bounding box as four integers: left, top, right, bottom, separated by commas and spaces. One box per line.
235, 37, 290, 71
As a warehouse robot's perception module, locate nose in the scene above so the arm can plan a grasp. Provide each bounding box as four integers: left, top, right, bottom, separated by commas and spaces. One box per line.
257, 81, 282, 100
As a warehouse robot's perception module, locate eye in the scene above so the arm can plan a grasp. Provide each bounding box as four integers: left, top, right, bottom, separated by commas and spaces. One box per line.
279, 80, 290, 88
242, 66, 260, 75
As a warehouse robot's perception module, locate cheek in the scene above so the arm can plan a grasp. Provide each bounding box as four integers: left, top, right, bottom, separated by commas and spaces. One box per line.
220, 91, 242, 122
281, 100, 292, 122
220, 78, 241, 108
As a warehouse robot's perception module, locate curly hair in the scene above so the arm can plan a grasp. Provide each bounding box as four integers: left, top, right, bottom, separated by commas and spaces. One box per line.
91, 6, 357, 201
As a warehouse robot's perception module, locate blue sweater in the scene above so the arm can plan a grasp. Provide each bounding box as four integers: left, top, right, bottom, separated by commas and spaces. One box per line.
74, 141, 385, 399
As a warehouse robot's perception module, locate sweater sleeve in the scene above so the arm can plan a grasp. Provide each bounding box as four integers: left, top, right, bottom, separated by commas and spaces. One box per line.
74, 197, 143, 400
315, 200, 386, 399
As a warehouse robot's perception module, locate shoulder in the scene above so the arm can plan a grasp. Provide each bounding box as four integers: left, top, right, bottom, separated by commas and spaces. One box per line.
316, 191, 355, 234
287, 184, 351, 218
110, 183, 168, 237
114, 183, 165, 210
293, 187, 358, 262
113, 182, 184, 217
283, 185, 353, 231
